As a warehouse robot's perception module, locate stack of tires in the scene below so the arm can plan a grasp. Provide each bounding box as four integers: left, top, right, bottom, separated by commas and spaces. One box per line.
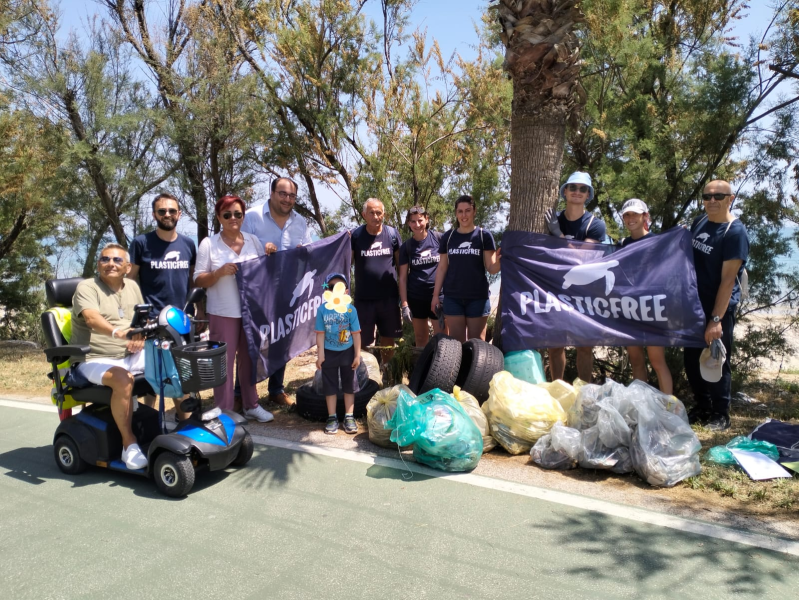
408, 334, 504, 404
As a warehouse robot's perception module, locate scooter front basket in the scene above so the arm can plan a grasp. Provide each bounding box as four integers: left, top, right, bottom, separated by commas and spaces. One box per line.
171, 341, 228, 393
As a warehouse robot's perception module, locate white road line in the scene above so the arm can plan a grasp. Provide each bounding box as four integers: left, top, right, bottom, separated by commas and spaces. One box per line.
3, 399, 798, 557
251, 434, 799, 557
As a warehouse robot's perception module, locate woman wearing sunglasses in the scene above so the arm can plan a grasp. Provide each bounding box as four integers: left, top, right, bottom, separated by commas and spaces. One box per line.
545, 171, 607, 384
398, 205, 446, 347
431, 195, 501, 342
194, 195, 272, 422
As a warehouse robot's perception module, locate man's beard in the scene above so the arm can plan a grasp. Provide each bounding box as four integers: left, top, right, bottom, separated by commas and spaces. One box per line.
157, 219, 177, 231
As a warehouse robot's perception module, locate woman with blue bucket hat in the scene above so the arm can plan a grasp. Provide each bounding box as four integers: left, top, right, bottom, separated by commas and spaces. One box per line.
544, 171, 608, 384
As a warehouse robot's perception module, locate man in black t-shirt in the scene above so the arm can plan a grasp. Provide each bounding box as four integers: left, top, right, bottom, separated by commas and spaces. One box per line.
351, 198, 403, 360
685, 180, 749, 431
545, 171, 607, 383
129, 192, 198, 419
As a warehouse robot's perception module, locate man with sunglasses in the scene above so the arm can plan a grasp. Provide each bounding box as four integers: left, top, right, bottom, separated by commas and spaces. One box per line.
685, 180, 749, 430
70, 244, 149, 470
129, 193, 197, 317
545, 171, 607, 383
242, 177, 312, 406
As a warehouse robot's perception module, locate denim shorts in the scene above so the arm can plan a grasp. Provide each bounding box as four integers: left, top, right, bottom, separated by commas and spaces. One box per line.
442, 296, 491, 318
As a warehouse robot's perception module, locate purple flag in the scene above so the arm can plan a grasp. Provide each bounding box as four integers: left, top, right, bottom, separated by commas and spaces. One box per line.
238, 232, 351, 383
500, 228, 706, 350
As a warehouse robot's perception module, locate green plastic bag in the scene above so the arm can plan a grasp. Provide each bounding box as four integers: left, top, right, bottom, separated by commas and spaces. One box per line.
385, 388, 483, 472
705, 436, 780, 466
504, 350, 546, 385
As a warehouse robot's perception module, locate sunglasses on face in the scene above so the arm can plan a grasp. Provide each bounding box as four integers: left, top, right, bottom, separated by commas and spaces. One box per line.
99, 256, 125, 265
567, 184, 589, 193
276, 191, 297, 200
701, 193, 731, 202
156, 208, 179, 216
221, 211, 244, 220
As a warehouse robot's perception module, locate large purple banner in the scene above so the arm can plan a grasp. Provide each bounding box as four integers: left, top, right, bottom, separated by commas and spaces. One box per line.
500, 228, 706, 350
238, 232, 351, 383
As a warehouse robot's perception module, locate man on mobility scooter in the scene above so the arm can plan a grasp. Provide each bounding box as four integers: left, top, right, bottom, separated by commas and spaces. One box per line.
69, 243, 152, 469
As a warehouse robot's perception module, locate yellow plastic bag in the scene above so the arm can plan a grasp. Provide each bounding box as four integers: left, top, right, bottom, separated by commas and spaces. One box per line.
361, 352, 383, 386
46, 307, 83, 410
366, 384, 413, 448
536, 380, 577, 416
485, 371, 568, 454
453, 385, 496, 452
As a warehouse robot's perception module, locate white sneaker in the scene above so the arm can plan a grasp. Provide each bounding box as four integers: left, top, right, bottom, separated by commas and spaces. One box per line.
121, 443, 148, 470
244, 405, 274, 423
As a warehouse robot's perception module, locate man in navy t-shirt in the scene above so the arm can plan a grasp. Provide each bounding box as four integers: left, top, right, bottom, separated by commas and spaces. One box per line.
685, 180, 749, 431
129, 193, 197, 419
351, 198, 403, 359
545, 171, 607, 383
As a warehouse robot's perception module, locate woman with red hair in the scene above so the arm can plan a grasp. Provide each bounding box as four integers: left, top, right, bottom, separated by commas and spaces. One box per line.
194, 196, 272, 421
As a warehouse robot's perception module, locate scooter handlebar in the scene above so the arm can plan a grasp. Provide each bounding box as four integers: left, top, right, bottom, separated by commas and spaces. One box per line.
126, 322, 158, 339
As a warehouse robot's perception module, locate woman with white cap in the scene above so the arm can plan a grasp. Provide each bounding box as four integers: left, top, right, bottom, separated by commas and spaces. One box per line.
545, 171, 607, 383
619, 198, 673, 394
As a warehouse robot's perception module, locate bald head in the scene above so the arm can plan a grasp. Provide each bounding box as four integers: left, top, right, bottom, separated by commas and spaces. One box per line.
702, 180, 735, 222
704, 180, 732, 195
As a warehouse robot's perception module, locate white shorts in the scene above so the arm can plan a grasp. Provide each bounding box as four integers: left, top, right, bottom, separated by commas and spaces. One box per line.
75, 350, 146, 385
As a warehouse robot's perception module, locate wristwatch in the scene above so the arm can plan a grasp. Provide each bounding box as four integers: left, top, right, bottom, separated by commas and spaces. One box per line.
711, 315, 721, 323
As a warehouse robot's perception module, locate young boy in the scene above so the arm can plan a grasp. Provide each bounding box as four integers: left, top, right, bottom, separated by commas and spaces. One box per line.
315, 272, 362, 434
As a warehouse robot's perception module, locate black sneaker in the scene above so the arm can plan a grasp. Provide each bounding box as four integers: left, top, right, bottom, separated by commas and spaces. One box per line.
706, 413, 731, 431
343, 415, 357, 434
687, 407, 710, 426
324, 417, 339, 435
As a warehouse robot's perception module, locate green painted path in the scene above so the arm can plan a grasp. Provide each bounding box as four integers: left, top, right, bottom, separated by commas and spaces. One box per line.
1, 405, 798, 599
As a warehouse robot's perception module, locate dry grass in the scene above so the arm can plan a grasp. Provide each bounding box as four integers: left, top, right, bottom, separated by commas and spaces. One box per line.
3, 344, 799, 513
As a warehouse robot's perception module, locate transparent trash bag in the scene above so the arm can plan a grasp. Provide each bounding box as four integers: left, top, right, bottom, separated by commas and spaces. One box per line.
453, 385, 495, 452
578, 425, 634, 473
596, 398, 632, 448
569, 378, 630, 431
627, 379, 688, 423
360, 351, 382, 386
705, 436, 780, 466
503, 350, 546, 385
531, 421, 580, 470
366, 384, 414, 449
385, 388, 483, 472
485, 371, 568, 455
630, 396, 701, 487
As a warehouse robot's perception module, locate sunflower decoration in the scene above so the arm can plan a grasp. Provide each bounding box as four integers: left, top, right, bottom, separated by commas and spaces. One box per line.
323, 281, 352, 314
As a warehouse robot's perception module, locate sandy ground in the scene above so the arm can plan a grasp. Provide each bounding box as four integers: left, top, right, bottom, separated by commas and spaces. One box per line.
743, 313, 799, 373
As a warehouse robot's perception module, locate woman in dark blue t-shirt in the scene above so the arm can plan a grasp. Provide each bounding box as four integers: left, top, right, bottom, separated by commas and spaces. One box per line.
619, 198, 672, 394
431, 195, 501, 342
398, 206, 446, 347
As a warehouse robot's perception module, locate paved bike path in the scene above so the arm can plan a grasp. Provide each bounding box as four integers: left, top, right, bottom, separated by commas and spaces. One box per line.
1, 405, 797, 599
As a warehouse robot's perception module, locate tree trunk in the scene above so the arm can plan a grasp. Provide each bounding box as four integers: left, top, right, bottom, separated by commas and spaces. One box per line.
82, 218, 111, 278
507, 110, 566, 233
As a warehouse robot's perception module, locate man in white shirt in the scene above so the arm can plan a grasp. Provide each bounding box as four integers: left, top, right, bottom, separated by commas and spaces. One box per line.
242, 177, 313, 405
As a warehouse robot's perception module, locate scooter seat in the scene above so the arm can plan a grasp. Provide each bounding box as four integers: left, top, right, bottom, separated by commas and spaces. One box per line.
68, 374, 154, 406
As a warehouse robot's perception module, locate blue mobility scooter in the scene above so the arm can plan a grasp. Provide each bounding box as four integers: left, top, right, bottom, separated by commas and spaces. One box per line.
42, 278, 254, 497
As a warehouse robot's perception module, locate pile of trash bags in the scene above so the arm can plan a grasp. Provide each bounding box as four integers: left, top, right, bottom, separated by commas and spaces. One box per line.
531, 378, 701, 487
384, 388, 483, 472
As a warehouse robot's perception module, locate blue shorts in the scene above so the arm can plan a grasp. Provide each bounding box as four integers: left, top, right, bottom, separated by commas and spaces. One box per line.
442, 296, 491, 318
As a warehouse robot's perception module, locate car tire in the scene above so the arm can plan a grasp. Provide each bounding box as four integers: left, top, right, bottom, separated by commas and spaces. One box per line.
295, 379, 380, 422
408, 334, 462, 395
231, 432, 254, 467
455, 339, 505, 404
53, 435, 87, 475
153, 451, 195, 497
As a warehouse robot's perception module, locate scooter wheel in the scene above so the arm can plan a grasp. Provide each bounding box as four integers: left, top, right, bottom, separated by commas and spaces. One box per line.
153, 452, 195, 497
54, 435, 86, 475
231, 432, 254, 467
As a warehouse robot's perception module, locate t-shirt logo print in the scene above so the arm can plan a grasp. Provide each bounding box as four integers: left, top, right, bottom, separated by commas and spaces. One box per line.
695, 233, 710, 243
290, 269, 317, 307
458, 241, 472, 249
370, 241, 383, 250
163, 250, 181, 261
562, 260, 620, 296
420, 249, 431, 257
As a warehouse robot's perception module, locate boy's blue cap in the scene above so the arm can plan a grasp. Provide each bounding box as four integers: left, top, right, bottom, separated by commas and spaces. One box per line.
559, 171, 595, 202
322, 272, 348, 290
